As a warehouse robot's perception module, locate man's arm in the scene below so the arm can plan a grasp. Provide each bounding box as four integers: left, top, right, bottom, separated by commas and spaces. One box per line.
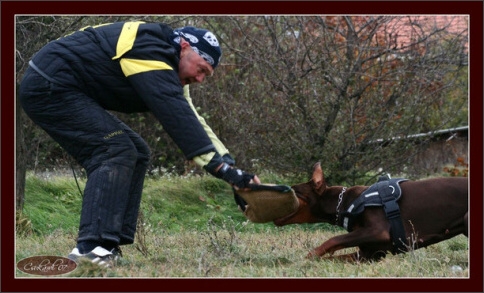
183, 85, 230, 157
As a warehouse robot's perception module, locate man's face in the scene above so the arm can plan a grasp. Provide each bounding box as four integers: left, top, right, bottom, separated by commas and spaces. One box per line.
178, 46, 214, 86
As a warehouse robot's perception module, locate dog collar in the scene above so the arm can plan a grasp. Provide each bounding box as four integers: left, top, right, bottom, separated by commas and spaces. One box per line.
334, 187, 347, 226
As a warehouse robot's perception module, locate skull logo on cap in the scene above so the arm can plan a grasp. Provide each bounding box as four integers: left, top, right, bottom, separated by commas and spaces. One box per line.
203, 32, 219, 47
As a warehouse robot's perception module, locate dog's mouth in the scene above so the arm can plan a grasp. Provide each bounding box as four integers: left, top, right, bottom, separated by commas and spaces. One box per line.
273, 211, 297, 226
273, 195, 306, 226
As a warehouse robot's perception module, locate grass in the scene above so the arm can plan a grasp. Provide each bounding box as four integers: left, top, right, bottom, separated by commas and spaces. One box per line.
15, 171, 469, 279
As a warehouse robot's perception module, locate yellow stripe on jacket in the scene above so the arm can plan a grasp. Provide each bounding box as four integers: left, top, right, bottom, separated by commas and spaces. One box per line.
112, 21, 144, 60
119, 58, 173, 77
113, 22, 173, 77
184, 85, 231, 167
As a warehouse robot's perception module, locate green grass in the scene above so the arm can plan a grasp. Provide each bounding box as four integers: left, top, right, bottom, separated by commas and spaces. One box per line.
21, 174, 83, 235
16, 172, 469, 278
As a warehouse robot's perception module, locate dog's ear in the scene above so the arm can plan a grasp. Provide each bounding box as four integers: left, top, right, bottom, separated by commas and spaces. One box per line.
311, 162, 326, 196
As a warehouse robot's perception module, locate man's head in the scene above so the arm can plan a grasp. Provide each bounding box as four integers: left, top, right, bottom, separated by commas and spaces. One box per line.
173, 26, 222, 69
173, 27, 221, 85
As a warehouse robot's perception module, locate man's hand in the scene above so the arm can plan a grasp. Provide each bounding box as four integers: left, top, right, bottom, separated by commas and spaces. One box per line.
215, 163, 260, 189
232, 175, 260, 212
222, 153, 235, 166
239, 175, 261, 190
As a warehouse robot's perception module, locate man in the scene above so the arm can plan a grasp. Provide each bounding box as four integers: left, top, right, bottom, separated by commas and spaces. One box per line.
19, 21, 259, 267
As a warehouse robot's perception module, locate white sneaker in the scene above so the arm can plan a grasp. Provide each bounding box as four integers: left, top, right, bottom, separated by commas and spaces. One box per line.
68, 246, 116, 267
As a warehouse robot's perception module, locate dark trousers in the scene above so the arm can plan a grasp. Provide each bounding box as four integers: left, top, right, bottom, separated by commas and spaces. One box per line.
19, 67, 150, 245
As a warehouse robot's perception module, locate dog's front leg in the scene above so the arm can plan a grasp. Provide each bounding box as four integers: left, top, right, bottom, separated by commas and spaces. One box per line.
306, 234, 353, 259
307, 227, 390, 260
322, 252, 361, 262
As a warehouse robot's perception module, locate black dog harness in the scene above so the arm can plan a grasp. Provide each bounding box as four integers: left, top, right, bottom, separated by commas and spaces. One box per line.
339, 176, 409, 254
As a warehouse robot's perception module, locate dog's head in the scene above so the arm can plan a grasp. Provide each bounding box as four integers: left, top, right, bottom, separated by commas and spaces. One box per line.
273, 162, 328, 226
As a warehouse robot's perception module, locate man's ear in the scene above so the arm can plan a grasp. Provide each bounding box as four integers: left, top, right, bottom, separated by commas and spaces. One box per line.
179, 38, 192, 58
179, 37, 191, 49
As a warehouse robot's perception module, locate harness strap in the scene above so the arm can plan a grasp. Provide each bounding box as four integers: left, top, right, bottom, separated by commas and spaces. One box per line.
377, 181, 408, 254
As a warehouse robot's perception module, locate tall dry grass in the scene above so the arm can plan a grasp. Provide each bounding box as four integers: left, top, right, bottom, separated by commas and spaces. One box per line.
15, 173, 469, 278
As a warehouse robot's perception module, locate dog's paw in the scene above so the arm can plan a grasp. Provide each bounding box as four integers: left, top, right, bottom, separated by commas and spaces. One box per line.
306, 250, 320, 259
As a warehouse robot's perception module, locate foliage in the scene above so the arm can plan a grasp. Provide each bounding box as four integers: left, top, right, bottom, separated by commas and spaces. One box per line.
204, 16, 468, 183
443, 157, 469, 177
16, 16, 469, 202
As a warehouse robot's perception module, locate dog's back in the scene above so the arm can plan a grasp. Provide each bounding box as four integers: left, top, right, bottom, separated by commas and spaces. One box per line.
398, 177, 468, 246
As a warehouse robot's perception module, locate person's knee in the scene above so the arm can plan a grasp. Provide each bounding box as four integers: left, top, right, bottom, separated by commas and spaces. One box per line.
107, 140, 140, 168
130, 136, 151, 167
137, 144, 151, 167
82, 134, 150, 175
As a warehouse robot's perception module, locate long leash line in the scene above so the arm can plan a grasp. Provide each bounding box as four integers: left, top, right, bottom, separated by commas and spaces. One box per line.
70, 163, 84, 198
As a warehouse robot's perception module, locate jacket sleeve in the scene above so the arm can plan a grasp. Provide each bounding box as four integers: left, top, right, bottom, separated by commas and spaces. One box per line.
183, 85, 231, 168
126, 68, 217, 160
183, 85, 230, 155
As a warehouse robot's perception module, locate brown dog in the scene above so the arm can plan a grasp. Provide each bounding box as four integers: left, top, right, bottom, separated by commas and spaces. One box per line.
273, 162, 468, 262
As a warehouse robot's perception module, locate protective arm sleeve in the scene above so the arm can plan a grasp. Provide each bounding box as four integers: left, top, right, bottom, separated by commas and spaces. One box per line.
184, 85, 234, 168
182, 87, 253, 188
184, 85, 230, 156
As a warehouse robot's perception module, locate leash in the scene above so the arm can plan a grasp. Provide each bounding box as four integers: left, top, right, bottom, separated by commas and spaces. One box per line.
70, 163, 84, 198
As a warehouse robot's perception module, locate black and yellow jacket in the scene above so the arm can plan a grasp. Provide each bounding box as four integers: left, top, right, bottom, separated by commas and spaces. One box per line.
29, 21, 229, 167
